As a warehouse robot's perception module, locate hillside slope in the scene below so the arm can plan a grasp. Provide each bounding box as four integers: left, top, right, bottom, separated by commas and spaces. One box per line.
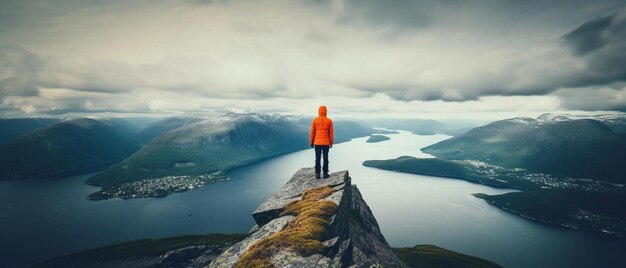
0, 118, 60, 145
87, 114, 309, 187
88, 114, 375, 189
423, 117, 626, 182
137, 116, 204, 143
0, 118, 139, 179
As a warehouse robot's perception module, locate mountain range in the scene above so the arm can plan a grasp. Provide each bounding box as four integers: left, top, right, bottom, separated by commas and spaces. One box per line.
88, 113, 376, 188
537, 113, 626, 135
423, 115, 626, 183
364, 113, 626, 237
0, 113, 377, 199
87, 113, 308, 187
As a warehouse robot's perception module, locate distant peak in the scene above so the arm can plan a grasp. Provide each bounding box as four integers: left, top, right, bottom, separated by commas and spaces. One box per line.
536, 113, 576, 122
220, 112, 288, 122
60, 118, 103, 128
502, 117, 537, 124
537, 113, 626, 122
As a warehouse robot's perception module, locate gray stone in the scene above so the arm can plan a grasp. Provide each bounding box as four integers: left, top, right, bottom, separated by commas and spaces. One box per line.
343, 185, 404, 267
252, 168, 348, 226
208, 215, 295, 268
186, 244, 233, 268
158, 242, 235, 268
159, 245, 207, 267
248, 224, 259, 234
322, 237, 339, 248
209, 167, 407, 268
271, 251, 328, 268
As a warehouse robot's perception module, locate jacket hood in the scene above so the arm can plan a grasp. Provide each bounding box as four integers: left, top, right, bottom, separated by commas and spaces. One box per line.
318, 106, 327, 116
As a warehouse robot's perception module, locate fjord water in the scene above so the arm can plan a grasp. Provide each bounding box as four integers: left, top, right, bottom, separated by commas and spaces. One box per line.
0, 131, 624, 267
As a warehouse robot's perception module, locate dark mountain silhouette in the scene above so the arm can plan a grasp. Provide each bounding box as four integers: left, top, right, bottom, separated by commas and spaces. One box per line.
0, 118, 60, 145
0, 118, 139, 179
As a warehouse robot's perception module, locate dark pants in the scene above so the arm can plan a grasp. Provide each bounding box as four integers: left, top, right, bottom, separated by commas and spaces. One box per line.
314, 145, 330, 174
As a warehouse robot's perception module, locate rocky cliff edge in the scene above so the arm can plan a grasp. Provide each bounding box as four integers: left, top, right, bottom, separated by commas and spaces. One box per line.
208, 167, 406, 267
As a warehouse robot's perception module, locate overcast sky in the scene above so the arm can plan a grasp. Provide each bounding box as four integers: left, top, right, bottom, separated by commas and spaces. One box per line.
1, 0, 625, 120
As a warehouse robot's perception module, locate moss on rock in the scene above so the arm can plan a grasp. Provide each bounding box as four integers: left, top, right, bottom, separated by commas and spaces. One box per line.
235, 186, 338, 268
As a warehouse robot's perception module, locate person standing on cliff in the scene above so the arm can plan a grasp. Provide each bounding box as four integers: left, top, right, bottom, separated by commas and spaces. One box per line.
310, 105, 334, 179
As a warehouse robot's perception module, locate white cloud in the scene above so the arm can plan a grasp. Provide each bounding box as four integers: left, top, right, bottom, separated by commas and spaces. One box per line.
0, 0, 625, 118
554, 83, 626, 111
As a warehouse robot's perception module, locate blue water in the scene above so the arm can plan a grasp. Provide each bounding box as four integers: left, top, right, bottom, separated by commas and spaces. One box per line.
0, 130, 624, 267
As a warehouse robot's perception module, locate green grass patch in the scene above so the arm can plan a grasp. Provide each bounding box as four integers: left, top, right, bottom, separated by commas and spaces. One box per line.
393, 245, 502, 268
34, 233, 247, 268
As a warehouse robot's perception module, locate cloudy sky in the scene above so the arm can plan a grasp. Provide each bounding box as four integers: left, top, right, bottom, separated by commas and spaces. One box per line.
1, 0, 625, 120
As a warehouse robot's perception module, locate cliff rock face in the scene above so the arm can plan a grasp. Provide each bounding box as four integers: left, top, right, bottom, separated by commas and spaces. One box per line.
208, 167, 406, 267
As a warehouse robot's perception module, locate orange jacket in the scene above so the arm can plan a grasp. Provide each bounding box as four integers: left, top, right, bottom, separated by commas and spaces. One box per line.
310, 106, 334, 146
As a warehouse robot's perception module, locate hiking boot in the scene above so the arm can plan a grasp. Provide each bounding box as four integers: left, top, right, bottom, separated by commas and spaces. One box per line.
315, 173, 321, 179
323, 173, 330, 179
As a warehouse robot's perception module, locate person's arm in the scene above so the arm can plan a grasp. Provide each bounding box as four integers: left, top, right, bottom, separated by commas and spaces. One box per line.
309, 119, 316, 147
329, 120, 334, 148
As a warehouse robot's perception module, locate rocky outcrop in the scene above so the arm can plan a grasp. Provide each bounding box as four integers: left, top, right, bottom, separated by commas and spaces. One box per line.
36, 167, 503, 268
209, 167, 406, 267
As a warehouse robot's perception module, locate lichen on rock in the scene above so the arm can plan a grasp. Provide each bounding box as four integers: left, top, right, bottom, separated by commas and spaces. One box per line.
235, 186, 338, 268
